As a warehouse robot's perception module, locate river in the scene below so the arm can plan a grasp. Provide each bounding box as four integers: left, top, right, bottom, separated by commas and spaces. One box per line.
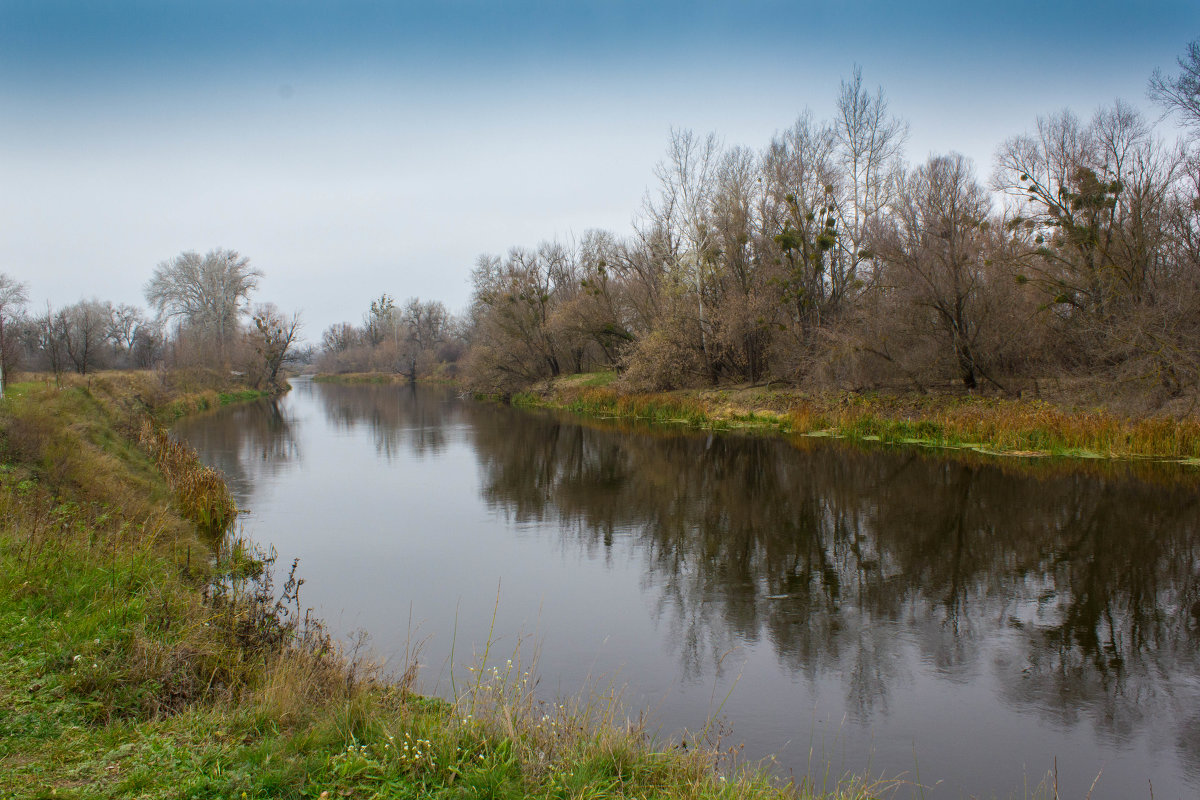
173, 378, 1200, 799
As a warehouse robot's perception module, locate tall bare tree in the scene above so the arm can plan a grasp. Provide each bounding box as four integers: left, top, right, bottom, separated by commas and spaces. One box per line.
762, 112, 841, 351
145, 248, 262, 366
647, 128, 723, 376
833, 66, 908, 291
871, 154, 1001, 389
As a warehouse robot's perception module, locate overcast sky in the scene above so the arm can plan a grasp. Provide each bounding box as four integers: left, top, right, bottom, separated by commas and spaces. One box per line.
2, 1, 1197, 339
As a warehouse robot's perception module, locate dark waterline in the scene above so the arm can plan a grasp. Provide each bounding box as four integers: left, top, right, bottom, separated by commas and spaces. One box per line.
174, 379, 1200, 799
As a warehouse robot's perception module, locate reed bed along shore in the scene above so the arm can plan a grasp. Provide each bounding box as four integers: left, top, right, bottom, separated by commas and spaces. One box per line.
511, 374, 1200, 463
0, 371, 894, 800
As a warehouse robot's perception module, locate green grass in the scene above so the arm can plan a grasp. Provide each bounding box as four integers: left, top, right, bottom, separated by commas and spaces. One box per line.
0, 372, 891, 800
219, 388, 273, 406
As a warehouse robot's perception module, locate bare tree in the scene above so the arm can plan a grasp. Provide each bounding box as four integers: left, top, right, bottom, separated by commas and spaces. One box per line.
321, 322, 360, 354
708, 144, 772, 381
833, 66, 908, 291
63, 300, 111, 374
647, 128, 724, 377
251, 304, 302, 389
871, 154, 1004, 390
38, 303, 70, 387
762, 112, 840, 337
562, 229, 634, 367
398, 297, 450, 379
465, 248, 566, 391
0, 273, 29, 392
145, 248, 262, 366
106, 303, 141, 349
1149, 39, 1200, 132
130, 319, 164, 368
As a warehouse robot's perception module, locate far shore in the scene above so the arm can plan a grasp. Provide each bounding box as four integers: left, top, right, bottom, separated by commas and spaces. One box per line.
313, 370, 1200, 465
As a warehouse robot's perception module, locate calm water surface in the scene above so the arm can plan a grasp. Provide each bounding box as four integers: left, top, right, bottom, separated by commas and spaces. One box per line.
174, 379, 1200, 799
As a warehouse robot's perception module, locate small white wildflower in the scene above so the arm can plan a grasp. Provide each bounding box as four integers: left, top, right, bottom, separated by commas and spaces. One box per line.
73, 655, 82, 662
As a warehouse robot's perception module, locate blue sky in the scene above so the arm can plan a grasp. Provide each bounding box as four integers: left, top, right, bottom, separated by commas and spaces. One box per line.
2, 1, 1197, 337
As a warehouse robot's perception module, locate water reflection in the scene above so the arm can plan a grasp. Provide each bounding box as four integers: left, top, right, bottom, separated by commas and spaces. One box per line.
463, 406, 1200, 760
174, 396, 300, 495
176, 382, 1200, 796
316, 382, 450, 460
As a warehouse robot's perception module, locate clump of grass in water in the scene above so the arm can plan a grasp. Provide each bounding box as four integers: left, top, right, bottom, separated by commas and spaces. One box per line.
138, 421, 237, 537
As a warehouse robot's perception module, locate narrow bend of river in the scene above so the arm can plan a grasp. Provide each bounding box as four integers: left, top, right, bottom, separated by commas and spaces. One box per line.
174, 378, 1200, 799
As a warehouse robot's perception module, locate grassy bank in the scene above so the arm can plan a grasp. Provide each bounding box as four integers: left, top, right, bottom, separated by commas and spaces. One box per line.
0, 371, 883, 800
513, 373, 1200, 463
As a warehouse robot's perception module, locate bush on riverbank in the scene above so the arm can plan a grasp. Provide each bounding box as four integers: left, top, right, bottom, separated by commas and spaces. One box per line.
0, 372, 888, 799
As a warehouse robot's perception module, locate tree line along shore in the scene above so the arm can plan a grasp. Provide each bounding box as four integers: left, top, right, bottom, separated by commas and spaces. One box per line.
313, 50, 1200, 455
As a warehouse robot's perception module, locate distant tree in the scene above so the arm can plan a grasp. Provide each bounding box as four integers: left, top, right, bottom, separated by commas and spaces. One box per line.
62, 300, 111, 374
398, 297, 450, 379
251, 303, 302, 389
321, 322, 360, 354
38, 303, 70, 386
708, 144, 772, 382
105, 303, 141, 348
363, 294, 396, 347
130, 319, 164, 368
0, 273, 29, 391
145, 248, 262, 365
553, 229, 633, 368
465, 249, 566, 390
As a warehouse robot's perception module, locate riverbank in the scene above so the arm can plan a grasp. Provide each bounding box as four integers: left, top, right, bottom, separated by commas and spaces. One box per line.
0, 371, 878, 799
507, 373, 1200, 464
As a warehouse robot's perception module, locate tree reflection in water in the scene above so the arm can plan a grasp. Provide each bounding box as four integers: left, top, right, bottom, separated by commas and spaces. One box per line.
317, 382, 450, 461
462, 404, 1200, 764
173, 394, 300, 503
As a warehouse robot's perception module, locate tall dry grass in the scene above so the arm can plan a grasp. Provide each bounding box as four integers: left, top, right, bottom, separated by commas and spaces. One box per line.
785, 394, 1200, 459
529, 381, 1200, 460
138, 421, 238, 536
